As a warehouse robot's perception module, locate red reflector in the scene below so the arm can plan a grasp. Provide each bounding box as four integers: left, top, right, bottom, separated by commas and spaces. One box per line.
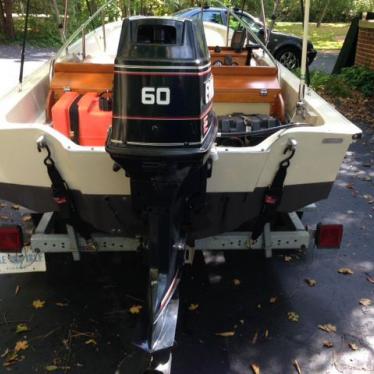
316, 224, 343, 249
0, 226, 23, 252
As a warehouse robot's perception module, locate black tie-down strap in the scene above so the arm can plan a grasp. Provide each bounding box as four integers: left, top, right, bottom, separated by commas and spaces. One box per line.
37, 139, 92, 240
251, 140, 297, 240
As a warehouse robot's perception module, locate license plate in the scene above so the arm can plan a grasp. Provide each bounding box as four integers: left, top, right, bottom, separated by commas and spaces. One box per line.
0, 247, 46, 274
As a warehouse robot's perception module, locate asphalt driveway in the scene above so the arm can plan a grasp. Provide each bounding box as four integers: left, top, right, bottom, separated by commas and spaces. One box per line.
0, 46, 373, 374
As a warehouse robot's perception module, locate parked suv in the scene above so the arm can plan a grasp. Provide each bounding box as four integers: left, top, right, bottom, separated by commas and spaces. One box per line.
174, 7, 317, 69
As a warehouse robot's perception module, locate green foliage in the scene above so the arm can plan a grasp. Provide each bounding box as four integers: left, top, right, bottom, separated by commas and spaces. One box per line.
293, 66, 374, 98
275, 22, 349, 50
340, 66, 374, 97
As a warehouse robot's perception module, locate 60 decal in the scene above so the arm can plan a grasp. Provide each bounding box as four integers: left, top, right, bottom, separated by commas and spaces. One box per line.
141, 87, 170, 105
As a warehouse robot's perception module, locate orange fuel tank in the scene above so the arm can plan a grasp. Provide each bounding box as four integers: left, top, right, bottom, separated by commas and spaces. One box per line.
51, 92, 112, 146
51, 91, 80, 139
78, 92, 112, 146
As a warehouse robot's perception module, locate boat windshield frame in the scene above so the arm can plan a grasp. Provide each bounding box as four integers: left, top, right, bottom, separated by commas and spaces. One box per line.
54, 0, 277, 67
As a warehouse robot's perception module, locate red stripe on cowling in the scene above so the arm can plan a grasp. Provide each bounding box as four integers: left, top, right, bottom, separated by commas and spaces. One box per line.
113, 103, 212, 122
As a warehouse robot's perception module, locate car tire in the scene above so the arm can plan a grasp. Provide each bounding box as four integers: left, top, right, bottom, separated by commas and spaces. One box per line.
274, 47, 301, 70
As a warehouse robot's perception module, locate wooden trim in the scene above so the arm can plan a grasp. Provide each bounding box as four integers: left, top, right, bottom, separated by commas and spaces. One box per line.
54, 62, 114, 73
212, 65, 278, 76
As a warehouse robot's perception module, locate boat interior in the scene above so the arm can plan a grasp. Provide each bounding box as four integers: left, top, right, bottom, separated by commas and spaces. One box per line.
2, 7, 331, 149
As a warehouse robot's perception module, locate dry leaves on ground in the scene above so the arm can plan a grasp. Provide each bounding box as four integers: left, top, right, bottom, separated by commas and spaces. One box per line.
215, 331, 235, 337
15, 324, 29, 334
232, 278, 241, 286
318, 324, 336, 333
288, 312, 299, 322
293, 359, 302, 374
188, 303, 199, 311
14, 340, 29, 353
348, 342, 359, 351
304, 278, 317, 287
55, 302, 69, 307
250, 363, 260, 374
251, 331, 258, 345
323, 340, 334, 348
337, 267, 354, 275
129, 305, 142, 314
359, 298, 372, 306
32, 299, 46, 309
85, 339, 97, 346
269, 296, 278, 304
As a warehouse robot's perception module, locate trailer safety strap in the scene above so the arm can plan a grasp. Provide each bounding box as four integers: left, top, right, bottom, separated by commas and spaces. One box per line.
37, 141, 92, 240
251, 142, 296, 240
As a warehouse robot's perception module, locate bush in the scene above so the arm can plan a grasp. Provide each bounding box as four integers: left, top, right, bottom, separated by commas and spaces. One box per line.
292, 66, 373, 98
340, 66, 374, 97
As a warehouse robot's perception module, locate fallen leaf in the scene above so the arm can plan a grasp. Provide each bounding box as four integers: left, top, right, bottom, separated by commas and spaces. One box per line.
55, 302, 69, 307
251, 331, 258, 344
337, 267, 353, 275
3, 351, 19, 366
15, 285, 20, 295
22, 215, 32, 222
288, 312, 299, 322
188, 303, 199, 311
250, 363, 260, 374
293, 359, 302, 374
1, 348, 9, 358
14, 340, 29, 352
323, 340, 334, 348
269, 296, 278, 304
16, 324, 29, 334
318, 324, 336, 333
304, 278, 317, 287
45, 365, 59, 372
32, 299, 46, 309
85, 339, 97, 346
359, 298, 372, 306
215, 331, 235, 337
367, 276, 374, 284
348, 342, 359, 351
284, 255, 292, 262
129, 305, 142, 314
233, 278, 241, 286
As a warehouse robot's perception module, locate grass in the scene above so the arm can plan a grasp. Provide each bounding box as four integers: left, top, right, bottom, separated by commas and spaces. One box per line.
0, 17, 350, 50
274, 22, 349, 50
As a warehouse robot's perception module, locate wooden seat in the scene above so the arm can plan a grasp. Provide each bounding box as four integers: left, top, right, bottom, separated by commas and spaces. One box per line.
48, 60, 284, 123
51, 62, 114, 99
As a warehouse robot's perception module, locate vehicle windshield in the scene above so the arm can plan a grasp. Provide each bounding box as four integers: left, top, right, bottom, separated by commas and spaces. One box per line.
55, 0, 276, 66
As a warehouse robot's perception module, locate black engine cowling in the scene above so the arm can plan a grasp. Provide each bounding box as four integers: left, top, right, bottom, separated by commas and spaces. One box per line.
106, 16, 217, 167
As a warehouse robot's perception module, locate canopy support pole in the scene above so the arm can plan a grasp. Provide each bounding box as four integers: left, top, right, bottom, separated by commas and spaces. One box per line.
299, 0, 310, 103
18, 0, 31, 91
292, 0, 310, 121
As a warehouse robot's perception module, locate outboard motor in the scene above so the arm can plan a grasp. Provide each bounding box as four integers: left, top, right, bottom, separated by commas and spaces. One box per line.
106, 16, 216, 373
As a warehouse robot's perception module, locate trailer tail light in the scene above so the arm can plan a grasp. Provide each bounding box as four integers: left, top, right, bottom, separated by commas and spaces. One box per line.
316, 224, 343, 249
0, 226, 23, 252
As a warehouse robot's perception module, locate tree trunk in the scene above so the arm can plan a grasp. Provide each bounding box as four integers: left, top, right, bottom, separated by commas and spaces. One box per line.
3, 0, 15, 39
316, 0, 330, 27
0, 0, 6, 34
